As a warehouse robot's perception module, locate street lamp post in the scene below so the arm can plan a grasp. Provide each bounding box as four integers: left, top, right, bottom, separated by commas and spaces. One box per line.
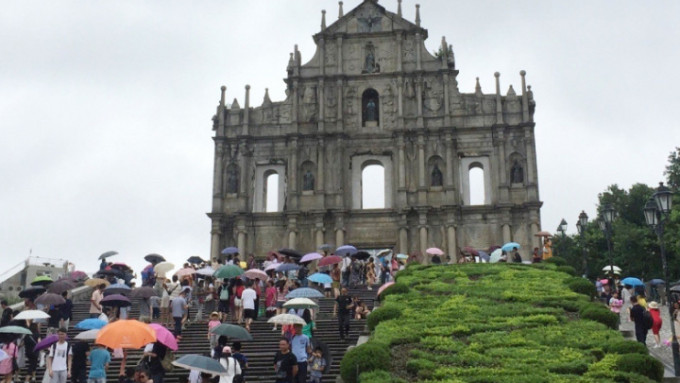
577, 211, 589, 278
599, 204, 617, 293
556, 218, 568, 257
643, 182, 678, 375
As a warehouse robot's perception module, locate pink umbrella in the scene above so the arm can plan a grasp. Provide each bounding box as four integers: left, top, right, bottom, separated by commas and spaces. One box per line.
149, 323, 178, 351
426, 247, 444, 256
174, 268, 195, 277
377, 282, 395, 296
244, 269, 268, 280
318, 255, 343, 267
300, 252, 323, 263
599, 279, 609, 285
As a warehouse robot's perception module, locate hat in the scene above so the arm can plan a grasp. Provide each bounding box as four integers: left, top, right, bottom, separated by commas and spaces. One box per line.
210, 311, 219, 318
649, 301, 659, 309
222, 346, 232, 354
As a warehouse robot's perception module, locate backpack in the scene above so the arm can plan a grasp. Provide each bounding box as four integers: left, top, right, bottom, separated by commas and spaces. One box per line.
161, 349, 175, 372
642, 310, 654, 330
219, 286, 229, 301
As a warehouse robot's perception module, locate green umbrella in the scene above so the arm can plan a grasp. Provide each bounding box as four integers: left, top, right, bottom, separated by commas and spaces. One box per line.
213, 264, 244, 279
209, 324, 253, 340
0, 326, 33, 336
31, 275, 53, 286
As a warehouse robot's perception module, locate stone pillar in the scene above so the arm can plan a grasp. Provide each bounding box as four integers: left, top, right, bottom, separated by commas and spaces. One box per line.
502, 224, 511, 243
288, 230, 297, 249
335, 228, 344, 247
210, 220, 222, 262
399, 227, 408, 255
396, 33, 403, 72
419, 226, 428, 263
316, 226, 324, 249
318, 79, 325, 131
239, 140, 248, 195
212, 143, 224, 208
415, 32, 422, 71
237, 229, 246, 255
497, 130, 507, 186
397, 78, 403, 118
446, 225, 457, 263
336, 79, 343, 125
243, 85, 250, 136
520, 70, 529, 122
416, 75, 423, 128
290, 137, 298, 193
417, 135, 426, 188
337, 36, 343, 74
317, 138, 325, 191
445, 134, 454, 187
397, 135, 406, 189
443, 73, 451, 126
530, 222, 539, 251
494, 72, 504, 124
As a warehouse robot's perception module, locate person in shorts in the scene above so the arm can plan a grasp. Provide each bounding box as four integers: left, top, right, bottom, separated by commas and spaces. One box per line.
241, 281, 257, 332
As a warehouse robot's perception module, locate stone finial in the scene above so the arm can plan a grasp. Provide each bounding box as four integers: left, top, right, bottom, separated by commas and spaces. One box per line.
475, 77, 482, 96
507, 85, 516, 96
397, 0, 402, 17
415, 4, 421, 26
294, 44, 301, 66
338, 1, 344, 18
494, 71, 501, 95
494, 73, 503, 123
321, 10, 326, 30
263, 88, 272, 105
220, 86, 226, 106
231, 98, 240, 109
287, 52, 294, 71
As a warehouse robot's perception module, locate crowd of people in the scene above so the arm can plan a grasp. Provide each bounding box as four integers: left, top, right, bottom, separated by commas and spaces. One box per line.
0, 248, 402, 383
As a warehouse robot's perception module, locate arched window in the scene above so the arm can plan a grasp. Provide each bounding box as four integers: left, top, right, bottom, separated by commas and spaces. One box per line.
469, 163, 485, 206
362, 89, 380, 127
265, 171, 280, 212
361, 163, 385, 209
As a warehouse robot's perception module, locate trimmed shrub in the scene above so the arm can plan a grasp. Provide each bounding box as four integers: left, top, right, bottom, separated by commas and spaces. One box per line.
616, 353, 664, 381
603, 340, 648, 355
380, 282, 410, 298
545, 256, 568, 266
580, 304, 619, 329
556, 265, 577, 276
405, 358, 436, 378
340, 342, 391, 383
566, 277, 596, 297
547, 360, 589, 375
358, 370, 408, 383
367, 305, 402, 331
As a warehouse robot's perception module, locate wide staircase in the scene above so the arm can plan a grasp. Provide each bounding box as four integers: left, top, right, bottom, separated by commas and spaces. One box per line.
32, 286, 378, 383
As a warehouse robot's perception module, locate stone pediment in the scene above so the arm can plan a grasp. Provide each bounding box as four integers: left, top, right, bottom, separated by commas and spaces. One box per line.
315, 0, 423, 39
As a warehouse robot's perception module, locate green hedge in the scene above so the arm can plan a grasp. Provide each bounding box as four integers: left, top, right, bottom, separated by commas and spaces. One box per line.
344, 263, 662, 382
545, 256, 568, 266
340, 342, 391, 383
380, 282, 410, 298
567, 277, 597, 297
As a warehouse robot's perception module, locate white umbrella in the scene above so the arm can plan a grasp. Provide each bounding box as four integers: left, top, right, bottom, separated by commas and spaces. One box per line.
283, 298, 318, 310
267, 314, 306, 325
154, 262, 175, 276
14, 310, 51, 320
602, 265, 622, 274
265, 262, 281, 272
489, 249, 503, 263
426, 247, 444, 256
244, 269, 268, 280
75, 329, 100, 340
195, 266, 215, 276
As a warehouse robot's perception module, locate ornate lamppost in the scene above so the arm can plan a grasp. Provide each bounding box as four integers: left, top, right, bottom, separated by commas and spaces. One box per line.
643, 182, 678, 375
576, 210, 589, 278
599, 204, 617, 293
556, 219, 568, 257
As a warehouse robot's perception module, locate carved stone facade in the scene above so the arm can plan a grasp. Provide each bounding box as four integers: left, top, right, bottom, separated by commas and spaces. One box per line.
208, 0, 542, 262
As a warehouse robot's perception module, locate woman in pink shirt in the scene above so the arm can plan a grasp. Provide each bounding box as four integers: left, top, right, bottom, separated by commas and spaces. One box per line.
265, 280, 277, 319
608, 291, 623, 314
0, 341, 16, 383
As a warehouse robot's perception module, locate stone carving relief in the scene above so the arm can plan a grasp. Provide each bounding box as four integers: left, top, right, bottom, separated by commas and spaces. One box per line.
431, 164, 443, 187
482, 99, 495, 114
344, 86, 358, 128
505, 85, 521, 113
303, 170, 315, 191
346, 43, 359, 73
356, 6, 382, 33
382, 83, 397, 127
277, 103, 292, 124
510, 160, 524, 184
226, 165, 239, 194
377, 44, 395, 72
423, 80, 444, 114
324, 42, 337, 66
403, 40, 415, 62
465, 96, 481, 115
325, 85, 337, 117
301, 86, 318, 122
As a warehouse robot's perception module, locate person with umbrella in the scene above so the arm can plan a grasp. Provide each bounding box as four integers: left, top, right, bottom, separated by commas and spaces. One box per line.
0, 300, 12, 327
142, 341, 167, 383
90, 284, 106, 319
59, 291, 73, 330
87, 342, 110, 383
22, 322, 40, 383
47, 328, 72, 383
0, 338, 16, 383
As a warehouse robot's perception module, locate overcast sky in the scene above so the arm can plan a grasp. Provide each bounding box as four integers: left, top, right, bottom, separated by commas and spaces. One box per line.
2, 0, 679, 280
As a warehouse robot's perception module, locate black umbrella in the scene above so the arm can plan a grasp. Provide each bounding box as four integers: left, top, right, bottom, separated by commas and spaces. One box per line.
145, 254, 166, 264
278, 248, 303, 258
98, 251, 118, 260
35, 293, 66, 306
95, 269, 123, 277
19, 286, 46, 299
47, 280, 77, 294
670, 284, 680, 293
130, 286, 159, 299
187, 256, 204, 264
100, 294, 131, 307
354, 251, 371, 260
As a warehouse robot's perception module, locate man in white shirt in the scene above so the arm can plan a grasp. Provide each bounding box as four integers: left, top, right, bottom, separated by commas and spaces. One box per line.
89, 284, 105, 318
240, 281, 257, 332
48, 328, 72, 383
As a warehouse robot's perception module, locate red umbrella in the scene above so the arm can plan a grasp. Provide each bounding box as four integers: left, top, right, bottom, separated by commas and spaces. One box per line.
318, 255, 343, 267
462, 247, 479, 256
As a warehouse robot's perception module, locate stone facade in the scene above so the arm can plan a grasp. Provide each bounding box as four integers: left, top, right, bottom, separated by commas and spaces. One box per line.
208, 0, 542, 262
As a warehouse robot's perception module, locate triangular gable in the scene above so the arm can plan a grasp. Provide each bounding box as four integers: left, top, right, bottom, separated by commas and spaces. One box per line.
317, 0, 423, 37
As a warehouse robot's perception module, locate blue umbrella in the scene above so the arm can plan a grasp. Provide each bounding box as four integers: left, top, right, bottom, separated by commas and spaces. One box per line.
308, 273, 332, 284
276, 263, 301, 273
172, 354, 227, 375
75, 318, 107, 330
221, 247, 239, 255
501, 242, 521, 252
649, 279, 665, 286
285, 288, 325, 299
621, 277, 644, 287
336, 245, 358, 256
478, 251, 490, 262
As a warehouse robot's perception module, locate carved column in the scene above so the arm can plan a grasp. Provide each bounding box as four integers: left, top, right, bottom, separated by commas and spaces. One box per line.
337, 36, 343, 74
243, 85, 250, 136
318, 79, 325, 132
502, 223, 512, 243
397, 79, 403, 118
396, 33, 403, 72
290, 137, 298, 193
419, 226, 428, 264
446, 225, 457, 263
397, 135, 406, 189
212, 143, 224, 210
319, 38, 325, 75
443, 73, 451, 126
445, 134, 454, 188
210, 220, 222, 262
417, 134, 426, 188
316, 225, 325, 249
239, 140, 248, 195
415, 33, 422, 71
317, 138, 325, 192
336, 79, 343, 124
416, 75, 424, 128
399, 227, 408, 255
520, 70, 529, 122
237, 228, 246, 255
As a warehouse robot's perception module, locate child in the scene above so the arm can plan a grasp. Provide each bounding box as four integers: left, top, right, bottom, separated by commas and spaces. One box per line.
308, 346, 326, 383
207, 312, 221, 355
